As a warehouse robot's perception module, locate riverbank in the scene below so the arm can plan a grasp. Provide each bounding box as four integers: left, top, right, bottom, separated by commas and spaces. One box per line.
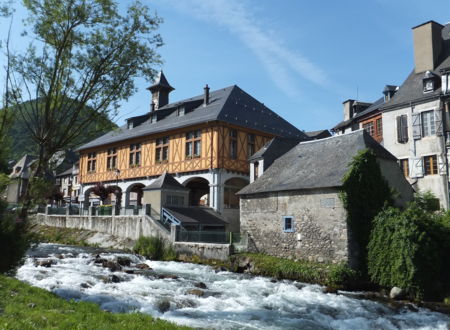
0, 274, 190, 329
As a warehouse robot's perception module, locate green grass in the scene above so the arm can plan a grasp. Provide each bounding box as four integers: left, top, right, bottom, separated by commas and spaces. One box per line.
0, 275, 191, 329
232, 253, 360, 288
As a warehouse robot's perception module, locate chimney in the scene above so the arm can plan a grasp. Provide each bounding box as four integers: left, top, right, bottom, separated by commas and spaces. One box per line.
343, 99, 355, 121
412, 21, 444, 73
203, 84, 210, 106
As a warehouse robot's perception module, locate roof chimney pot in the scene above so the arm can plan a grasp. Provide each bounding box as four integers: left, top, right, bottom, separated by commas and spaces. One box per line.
204, 84, 210, 106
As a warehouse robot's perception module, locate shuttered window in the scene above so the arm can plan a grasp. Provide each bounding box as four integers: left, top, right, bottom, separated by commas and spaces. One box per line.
396, 115, 408, 143
399, 159, 409, 177
421, 111, 436, 137
424, 155, 438, 175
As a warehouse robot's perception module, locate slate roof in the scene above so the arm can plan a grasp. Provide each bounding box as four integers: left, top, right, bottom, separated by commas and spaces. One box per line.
143, 172, 188, 191
9, 154, 36, 179
305, 129, 332, 139
249, 137, 302, 162
333, 97, 385, 131
78, 85, 307, 151
381, 28, 450, 111
164, 207, 227, 226
238, 130, 397, 195
148, 71, 174, 92
55, 167, 73, 177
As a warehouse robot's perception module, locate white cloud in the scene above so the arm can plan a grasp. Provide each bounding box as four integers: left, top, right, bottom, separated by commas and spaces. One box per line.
163, 0, 332, 98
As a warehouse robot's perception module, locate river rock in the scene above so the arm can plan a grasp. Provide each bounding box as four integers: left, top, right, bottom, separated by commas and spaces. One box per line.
54, 254, 64, 259
110, 275, 121, 283
157, 274, 178, 280
34, 259, 56, 268
136, 263, 151, 270
186, 289, 204, 297
116, 257, 131, 267
80, 283, 91, 289
156, 298, 171, 313
390, 287, 405, 300
194, 282, 207, 289
102, 261, 122, 272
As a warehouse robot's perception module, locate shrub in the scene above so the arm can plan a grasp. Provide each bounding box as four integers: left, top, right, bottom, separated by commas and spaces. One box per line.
133, 236, 176, 261
368, 203, 450, 300
415, 191, 440, 212
0, 215, 33, 274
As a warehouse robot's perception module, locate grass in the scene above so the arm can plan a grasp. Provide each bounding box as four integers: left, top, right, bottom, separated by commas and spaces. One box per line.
30, 225, 94, 247
0, 275, 191, 330
231, 253, 361, 288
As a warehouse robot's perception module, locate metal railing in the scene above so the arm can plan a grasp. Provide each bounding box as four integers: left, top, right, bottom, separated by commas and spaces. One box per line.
176, 228, 229, 244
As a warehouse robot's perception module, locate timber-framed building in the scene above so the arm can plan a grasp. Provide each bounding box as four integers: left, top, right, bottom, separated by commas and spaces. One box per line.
77, 72, 307, 228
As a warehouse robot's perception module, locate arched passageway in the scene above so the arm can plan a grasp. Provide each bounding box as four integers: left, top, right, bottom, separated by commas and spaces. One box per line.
224, 178, 248, 209
126, 183, 145, 207
184, 177, 210, 207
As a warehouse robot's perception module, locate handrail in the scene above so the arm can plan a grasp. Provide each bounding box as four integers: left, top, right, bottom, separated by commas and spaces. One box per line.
161, 207, 181, 226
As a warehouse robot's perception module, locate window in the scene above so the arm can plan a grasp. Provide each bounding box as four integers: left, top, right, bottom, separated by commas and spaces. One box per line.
254, 161, 259, 180
376, 118, 383, 137
396, 115, 408, 143
129, 143, 141, 167
185, 130, 201, 158
87, 152, 96, 172
283, 216, 294, 233
177, 106, 185, 116
399, 159, 409, 177
421, 111, 436, 137
229, 129, 237, 159
363, 121, 374, 137
247, 134, 255, 157
166, 195, 184, 206
106, 148, 117, 170
156, 137, 169, 162
127, 121, 133, 129
424, 155, 438, 175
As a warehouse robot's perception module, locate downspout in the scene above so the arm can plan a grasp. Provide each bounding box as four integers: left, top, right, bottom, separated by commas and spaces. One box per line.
443, 100, 450, 209
409, 102, 419, 187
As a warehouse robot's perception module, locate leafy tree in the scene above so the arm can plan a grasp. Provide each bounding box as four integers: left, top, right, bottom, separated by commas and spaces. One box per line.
4, 0, 162, 213
340, 149, 393, 273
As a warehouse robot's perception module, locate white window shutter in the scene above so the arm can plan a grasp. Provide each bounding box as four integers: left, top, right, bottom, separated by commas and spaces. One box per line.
412, 113, 422, 140
435, 109, 443, 136
438, 155, 447, 175
411, 157, 424, 178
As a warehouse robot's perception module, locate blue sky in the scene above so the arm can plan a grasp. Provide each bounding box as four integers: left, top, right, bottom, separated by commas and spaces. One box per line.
3, 1, 450, 132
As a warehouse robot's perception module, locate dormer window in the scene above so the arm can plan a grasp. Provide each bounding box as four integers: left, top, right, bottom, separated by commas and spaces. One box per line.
151, 113, 157, 123
423, 71, 437, 93
127, 121, 134, 129
177, 106, 185, 116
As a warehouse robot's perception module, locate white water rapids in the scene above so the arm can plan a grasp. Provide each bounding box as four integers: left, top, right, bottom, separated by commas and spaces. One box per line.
16, 243, 450, 329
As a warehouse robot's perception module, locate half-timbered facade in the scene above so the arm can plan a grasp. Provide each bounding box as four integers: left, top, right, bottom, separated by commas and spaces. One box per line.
77, 72, 307, 226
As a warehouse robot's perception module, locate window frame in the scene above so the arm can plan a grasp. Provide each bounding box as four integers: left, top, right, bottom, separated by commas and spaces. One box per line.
421, 110, 436, 137
399, 158, 409, 178
185, 130, 202, 159
129, 143, 141, 167
155, 137, 169, 163
229, 129, 238, 159
87, 152, 97, 173
362, 121, 374, 137
283, 216, 295, 233
424, 155, 438, 175
247, 134, 255, 157
397, 114, 409, 143
106, 148, 117, 171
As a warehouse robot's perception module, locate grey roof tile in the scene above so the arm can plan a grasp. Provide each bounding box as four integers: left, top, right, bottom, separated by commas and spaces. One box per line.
164, 207, 227, 226
78, 85, 307, 151
238, 130, 396, 195
143, 172, 188, 191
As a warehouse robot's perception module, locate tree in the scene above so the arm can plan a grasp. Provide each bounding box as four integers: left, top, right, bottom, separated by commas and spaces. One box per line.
5, 0, 162, 213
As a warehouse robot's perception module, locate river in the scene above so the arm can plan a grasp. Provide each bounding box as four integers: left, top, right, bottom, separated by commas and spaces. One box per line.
16, 243, 450, 329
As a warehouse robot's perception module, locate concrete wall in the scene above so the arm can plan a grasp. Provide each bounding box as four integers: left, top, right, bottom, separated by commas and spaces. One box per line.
240, 188, 349, 264
36, 213, 170, 241
174, 242, 231, 261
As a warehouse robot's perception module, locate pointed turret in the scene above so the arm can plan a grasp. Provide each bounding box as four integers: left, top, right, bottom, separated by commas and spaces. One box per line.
147, 71, 175, 111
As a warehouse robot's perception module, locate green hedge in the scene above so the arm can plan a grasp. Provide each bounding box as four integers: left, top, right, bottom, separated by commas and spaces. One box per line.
368, 203, 450, 300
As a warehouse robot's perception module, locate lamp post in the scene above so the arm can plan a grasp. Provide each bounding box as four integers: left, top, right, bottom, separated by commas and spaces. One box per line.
114, 169, 121, 215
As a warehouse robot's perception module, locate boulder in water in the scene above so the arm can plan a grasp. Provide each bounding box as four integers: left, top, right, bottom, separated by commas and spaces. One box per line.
194, 282, 207, 289
34, 259, 56, 268
389, 287, 405, 300
102, 261, 122, 272
186, 289, 204, 297
156, 299, 171, 313
136, 263, 151, 270
116, 257, 131, 267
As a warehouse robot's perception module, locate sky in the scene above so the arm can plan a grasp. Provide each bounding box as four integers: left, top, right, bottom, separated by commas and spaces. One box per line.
2, 0, 450, 132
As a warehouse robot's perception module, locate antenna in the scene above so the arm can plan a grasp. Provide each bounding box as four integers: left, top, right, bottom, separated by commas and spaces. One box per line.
356, 86, 359, 102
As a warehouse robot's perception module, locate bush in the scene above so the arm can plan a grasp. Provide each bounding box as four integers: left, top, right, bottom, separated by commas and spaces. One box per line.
133, 236, 176, 261
368, 203, 450, 300
0, 215, 33, 274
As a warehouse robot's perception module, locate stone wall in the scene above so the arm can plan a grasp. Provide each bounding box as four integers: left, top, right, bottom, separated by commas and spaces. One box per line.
240, 188, 349, 264
174, 242, 231, 261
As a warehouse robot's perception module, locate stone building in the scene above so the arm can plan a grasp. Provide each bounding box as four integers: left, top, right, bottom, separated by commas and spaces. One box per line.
238, 130, 413, 265
5, 154, 36, 203
77, 71, 307, 228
